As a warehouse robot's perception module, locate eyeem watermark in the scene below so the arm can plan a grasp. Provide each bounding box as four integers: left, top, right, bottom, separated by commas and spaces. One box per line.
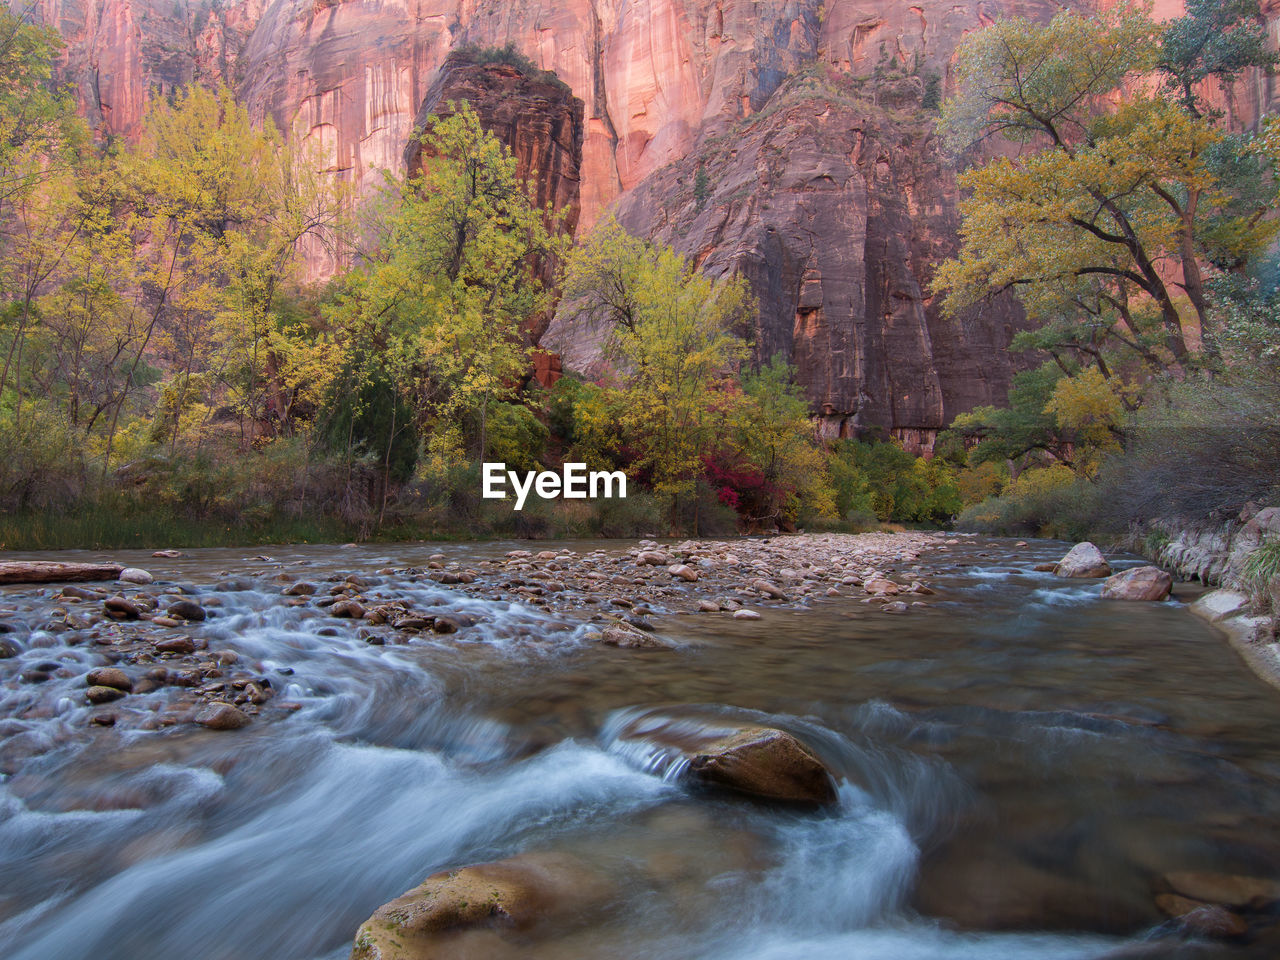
482, 463, 627, 511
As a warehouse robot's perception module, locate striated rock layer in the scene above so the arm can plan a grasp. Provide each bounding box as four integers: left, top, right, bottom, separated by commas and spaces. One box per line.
559, 71, 1027, 446
15, 0, 1280, 442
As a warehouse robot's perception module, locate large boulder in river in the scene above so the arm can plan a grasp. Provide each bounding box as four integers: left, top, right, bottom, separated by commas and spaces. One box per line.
349, 852, 613, 960
1055, 542, 1112, 578
1101, 566, 1172, 602
686, 727, 838, 805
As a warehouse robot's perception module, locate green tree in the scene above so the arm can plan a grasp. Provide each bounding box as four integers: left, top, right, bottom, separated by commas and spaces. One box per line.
723, 356, 833, 524
934, 5, 1277, 370
563, 216, 751, 504
334, 103, 559, 465
123, 85, 345, 453
0, 8, 89, 434
1157, 0, 1277, 118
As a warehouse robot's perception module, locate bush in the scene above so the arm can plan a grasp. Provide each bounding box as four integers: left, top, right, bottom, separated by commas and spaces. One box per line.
826, 439, 961, 524
1243, 538, 1280, 613
588, 491, 667, 538
1092, 367, 1280, 524
484, 402, 548, 471
0, 406, 89, 511
957, 464, 1099, 539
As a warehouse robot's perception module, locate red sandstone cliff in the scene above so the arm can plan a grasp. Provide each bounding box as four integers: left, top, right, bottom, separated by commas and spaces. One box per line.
13, 0, 1279, 445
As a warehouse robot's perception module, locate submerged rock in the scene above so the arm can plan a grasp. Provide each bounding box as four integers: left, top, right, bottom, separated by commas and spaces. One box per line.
350, 852, 612, 960
914, 836, 1159, 934
102, 597, 141, 620
1162, 871, 1280, 909
598, 622, 671, 649
86, 685, 127, 704
1055, 542, 1113, 579
1155, 895, 1248, 938
1101, 566, 1172, 602
166, 600, 207, 621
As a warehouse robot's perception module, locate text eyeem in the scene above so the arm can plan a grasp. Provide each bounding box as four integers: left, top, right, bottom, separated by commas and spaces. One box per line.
481, 463, 627, 511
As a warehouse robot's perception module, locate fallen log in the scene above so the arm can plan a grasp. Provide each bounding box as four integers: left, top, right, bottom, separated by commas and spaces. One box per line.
0, 561, 125, 584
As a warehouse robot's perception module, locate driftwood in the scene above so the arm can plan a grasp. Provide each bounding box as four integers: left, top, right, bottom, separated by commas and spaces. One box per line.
0, 561, 124, 584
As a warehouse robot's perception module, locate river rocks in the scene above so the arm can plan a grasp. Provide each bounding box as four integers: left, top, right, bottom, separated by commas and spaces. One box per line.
881, 601, 909, 614
0, 638, 21, 658
195, 702, 251, 730
697, 600, 721, 612
732, 609, 762, 620
283, 581, 318, 596
1055, 543, 1113, 579
1155, 895, 1249, 938
118, 567, 154, 584
330, 600, 366, 619
86, 667, 132, 691
1101, 566, 1173, 602
680, 726, 837, 805
155, 638, 197, 655
151, 549, 182, 558
380, 532, 943, 620
863, 578, 901, 596
86, 685, 127, 704
1163, 871, 1280, 908
598, 622, 671, 649
166, 600, 207, 621
350, 852, 612, 960
103, 597, 141, 620
59, 585, 105, 600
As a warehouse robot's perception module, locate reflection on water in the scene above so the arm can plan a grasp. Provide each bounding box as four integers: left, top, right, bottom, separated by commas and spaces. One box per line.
0, 538, 1278, 959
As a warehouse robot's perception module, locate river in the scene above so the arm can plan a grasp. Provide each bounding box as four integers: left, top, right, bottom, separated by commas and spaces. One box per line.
0, 537, 1277, 959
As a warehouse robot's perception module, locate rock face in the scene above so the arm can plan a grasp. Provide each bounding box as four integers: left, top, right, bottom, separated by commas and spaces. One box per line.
405, 56, 584, 345
20, 0, 1280, 441
559, 71, 1027, 449
1101, 566, 1173, 602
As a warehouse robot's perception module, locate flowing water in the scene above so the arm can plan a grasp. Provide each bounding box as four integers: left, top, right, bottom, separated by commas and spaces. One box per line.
1, 538, 1278, 959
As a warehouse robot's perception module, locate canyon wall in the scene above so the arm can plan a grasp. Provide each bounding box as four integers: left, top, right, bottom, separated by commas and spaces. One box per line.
14, 0, 1280, 446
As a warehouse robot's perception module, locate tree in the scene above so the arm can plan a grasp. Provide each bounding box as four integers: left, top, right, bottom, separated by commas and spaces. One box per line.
563, 217, 751, 506
713, 356, 833, 526
934, 5, 1277, 371
1157, 0, 1277, 119
122, 85, 345, 453
332, 103, 559, 469
0, 7, 88, 432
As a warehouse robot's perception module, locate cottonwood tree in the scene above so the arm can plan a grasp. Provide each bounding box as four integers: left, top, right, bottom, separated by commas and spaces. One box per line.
0, 8, 88, 433
121, 85, 346, 456
934, 5, 1277, 372
326, 104, 558, 509
563, 216, 751, 508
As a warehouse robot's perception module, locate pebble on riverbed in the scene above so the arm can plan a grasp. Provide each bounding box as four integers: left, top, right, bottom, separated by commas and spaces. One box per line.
196, 702, 251, 730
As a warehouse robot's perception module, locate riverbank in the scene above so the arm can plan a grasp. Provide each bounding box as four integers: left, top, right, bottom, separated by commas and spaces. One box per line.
0, 531, 951, 739
1138, 505, 1280, 693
